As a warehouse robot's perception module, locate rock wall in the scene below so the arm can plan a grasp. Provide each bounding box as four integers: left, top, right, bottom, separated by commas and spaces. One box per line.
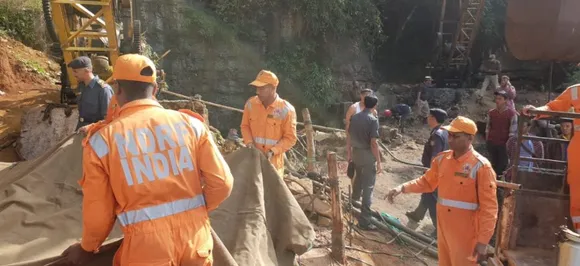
136, 0, 374, 131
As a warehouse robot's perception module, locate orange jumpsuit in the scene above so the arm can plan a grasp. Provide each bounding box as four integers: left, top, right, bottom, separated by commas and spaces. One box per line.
83, 94, 158, 135
402, 147, 498, 266
240, 95, 297, 176
80, 99, 233, 265
537, 84, 580, 231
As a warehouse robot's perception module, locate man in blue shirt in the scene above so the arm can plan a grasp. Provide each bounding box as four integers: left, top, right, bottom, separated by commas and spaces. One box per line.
390, 103, 412, 133
405, 108, 449, 238
68, 56, 113, 130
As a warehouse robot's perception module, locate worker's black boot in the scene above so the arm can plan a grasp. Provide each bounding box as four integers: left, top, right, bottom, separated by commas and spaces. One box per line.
405, 211, 424, 223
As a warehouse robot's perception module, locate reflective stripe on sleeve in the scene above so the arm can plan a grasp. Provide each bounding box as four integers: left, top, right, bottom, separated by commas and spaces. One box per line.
89, 133, 109, 158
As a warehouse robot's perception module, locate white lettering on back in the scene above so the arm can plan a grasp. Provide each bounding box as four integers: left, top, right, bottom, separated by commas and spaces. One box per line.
155, 124, 177, 151
118, 124, 195, 186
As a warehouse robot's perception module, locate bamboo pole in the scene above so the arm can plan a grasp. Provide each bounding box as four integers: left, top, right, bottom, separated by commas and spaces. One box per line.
328, 152, 345, 263
302, 108, 316, 172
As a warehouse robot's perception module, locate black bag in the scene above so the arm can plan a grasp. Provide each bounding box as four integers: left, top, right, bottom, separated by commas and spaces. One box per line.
347, 161, 355, 179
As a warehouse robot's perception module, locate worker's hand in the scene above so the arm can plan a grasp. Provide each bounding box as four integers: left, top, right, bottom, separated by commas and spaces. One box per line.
521, 105, 536, 116
61, 243, 94, 265
77, 125, 90, 135
246, 142, 254, 149
472, 242, 487, 262
384, 185, 403, 204
376, 162, 383, 174
347, 150, 352, 162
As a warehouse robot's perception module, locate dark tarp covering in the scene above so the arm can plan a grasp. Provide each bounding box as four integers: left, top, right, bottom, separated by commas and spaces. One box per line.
0, 134, 315, 266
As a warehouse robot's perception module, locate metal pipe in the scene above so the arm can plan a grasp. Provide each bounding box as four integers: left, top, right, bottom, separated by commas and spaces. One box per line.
522, 135, 570, 143
528, 109, 580, 119
518, 156, 567, 165
349, 200, 437, 247
289, 170, 439, 257
349, 205, 439, 258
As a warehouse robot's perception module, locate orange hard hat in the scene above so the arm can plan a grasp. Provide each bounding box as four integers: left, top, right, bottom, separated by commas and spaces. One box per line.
383, 109, 392, 117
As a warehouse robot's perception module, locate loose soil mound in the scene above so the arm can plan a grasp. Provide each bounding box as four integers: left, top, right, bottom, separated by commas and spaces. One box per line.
0, 36, 60, 162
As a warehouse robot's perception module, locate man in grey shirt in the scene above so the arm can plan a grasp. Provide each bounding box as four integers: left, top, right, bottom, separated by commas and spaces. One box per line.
68, 56, 113, 130
347, 95, 382, 230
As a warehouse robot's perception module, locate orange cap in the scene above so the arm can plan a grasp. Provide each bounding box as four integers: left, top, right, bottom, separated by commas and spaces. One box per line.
112, 54, 157, 83
249, 70, 279, 87
442, 116, 477, 135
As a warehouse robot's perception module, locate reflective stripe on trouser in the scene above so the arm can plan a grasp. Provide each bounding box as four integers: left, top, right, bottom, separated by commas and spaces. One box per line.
117, 195, 206, 226
438, 198, 479, 211
570, 184, 580, 230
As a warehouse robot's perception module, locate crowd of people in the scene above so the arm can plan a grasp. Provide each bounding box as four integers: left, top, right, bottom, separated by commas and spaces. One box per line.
345, 58, 576, 265
60, 52, 576, 266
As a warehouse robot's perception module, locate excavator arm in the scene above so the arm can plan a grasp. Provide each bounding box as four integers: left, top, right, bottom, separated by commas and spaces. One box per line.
42, 0, 145, 104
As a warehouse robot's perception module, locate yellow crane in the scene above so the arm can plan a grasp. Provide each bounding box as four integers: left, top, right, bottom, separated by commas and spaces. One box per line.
42, 0, 152, 104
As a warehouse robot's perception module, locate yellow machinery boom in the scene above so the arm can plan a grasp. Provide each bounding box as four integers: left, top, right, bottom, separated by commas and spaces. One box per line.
43, 0, 145, 103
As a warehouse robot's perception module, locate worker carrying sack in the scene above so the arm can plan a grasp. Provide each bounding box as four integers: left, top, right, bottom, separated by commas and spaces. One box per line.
347, 161, 355, 179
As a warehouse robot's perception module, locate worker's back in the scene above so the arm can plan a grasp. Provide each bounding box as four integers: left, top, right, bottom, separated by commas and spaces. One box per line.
84, 99, 233, 265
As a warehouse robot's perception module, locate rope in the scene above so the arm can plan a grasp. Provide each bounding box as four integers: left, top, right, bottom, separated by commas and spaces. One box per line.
161, 90, 434, 173
160, 90, 342, 132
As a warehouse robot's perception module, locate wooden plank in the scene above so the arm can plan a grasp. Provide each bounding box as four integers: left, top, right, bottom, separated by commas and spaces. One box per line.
328, 152, 345, 264
499, 192, 517, 251
497, 181, 521, 190
528, 109, 580, 119
302, 109, 316, 172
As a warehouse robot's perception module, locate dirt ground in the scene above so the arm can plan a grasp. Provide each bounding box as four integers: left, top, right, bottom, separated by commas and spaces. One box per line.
296, 87, 553, 266
0, 36, 60, 162
293, 121, 438, 266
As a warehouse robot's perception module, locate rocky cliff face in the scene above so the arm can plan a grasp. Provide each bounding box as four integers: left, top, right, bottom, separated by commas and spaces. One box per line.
136, 0, 374, 131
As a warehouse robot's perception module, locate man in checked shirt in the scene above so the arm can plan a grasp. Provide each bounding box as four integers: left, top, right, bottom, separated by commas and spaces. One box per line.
503, 120, 544, 182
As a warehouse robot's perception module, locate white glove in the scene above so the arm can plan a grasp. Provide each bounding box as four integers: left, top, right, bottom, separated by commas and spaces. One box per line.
267, 151, 274, 160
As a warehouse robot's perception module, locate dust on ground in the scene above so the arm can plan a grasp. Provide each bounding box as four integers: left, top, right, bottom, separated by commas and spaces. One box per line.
296, 87, 554, 265
0, 36, 60, 162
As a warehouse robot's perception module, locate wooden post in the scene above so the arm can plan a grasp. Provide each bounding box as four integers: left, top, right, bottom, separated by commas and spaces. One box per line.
498, 191, 517, 251
302, 108, 316, 172
328, 152, 345, 264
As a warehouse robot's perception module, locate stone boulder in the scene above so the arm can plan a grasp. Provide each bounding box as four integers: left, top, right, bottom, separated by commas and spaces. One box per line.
16, 104, 78, 160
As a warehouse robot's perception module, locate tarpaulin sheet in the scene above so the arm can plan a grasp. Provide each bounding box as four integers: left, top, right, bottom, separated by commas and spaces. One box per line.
506, 0, 580, 61
0, 134, 315, 266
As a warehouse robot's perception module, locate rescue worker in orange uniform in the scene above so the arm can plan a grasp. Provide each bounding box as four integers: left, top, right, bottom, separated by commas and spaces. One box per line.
240, 70, 297, 176
523, 84, 580, 232
61, 54, 234, 265
386, 116, 498, 266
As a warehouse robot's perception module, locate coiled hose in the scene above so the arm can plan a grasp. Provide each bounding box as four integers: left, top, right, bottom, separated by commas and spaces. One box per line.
42, 0, 59, 43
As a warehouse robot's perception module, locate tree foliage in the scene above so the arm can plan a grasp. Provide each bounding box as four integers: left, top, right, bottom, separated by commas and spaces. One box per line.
0, 0, 46, 50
